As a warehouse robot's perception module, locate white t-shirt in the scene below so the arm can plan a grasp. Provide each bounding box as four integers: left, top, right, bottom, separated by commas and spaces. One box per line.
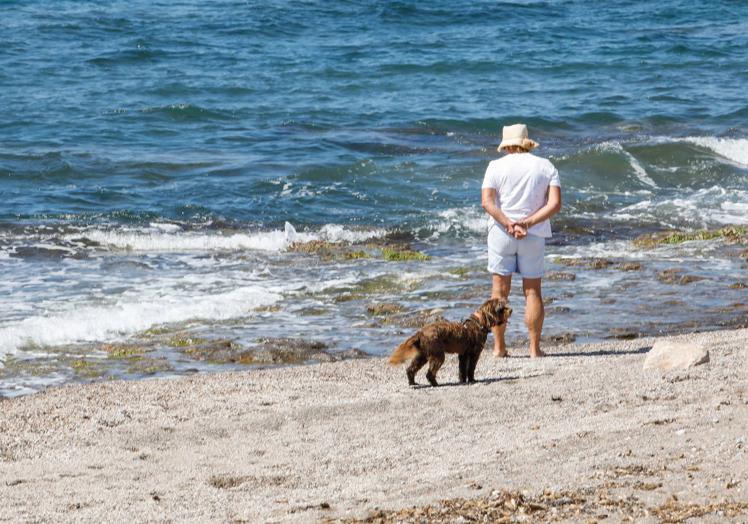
481, 153, 560, 238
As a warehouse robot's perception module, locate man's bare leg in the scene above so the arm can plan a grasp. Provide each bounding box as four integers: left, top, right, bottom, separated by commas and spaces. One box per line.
523, 277, 545, 357
491, 273, 512, 357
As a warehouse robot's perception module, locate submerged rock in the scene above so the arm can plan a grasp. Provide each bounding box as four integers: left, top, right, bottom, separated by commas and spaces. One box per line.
381, 247, 431, 262
182, 339, 248, 363
608, 328, 639, 340
287, 240, 372, 262
248, 339, 368, 364
656, 268, 704, 285
546, 271, 576, 281
180, 337, 369, 366
643, 340, 710, 371
125, 357, 172, 375
546, 332, 576, 344
634, 226, 748, 248
383, 309, 446, 328
69, 359, 107, 379
100, 343, 153, 359
367, 302, 405, 316
553, 257, 612, 269
616, 262, 642, 271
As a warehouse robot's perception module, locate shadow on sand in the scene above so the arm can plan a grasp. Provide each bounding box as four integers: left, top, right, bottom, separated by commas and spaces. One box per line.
546, 346, 652, 358
410, 374, 540, 389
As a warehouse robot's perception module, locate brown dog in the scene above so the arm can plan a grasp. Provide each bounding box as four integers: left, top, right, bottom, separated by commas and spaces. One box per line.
389, 298, 512, 386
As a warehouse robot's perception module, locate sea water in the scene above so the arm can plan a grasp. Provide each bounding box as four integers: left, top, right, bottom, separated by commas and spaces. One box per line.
1, 0, 747, 395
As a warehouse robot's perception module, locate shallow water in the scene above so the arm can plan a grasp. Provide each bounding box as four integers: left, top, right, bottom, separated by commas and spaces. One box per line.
1, 0, 747, 396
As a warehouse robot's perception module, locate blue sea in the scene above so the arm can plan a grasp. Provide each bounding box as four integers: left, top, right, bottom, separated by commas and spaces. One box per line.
2, 0, 747, 395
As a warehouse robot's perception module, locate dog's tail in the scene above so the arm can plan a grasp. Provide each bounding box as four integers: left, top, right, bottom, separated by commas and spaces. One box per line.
389, 334, 420, 365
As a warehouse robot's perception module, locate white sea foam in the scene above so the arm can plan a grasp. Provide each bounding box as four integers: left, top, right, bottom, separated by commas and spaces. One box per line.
432, 207, 488, 236
65, 222, 385, 253
683, 136, 748, 166
609, 186, 748, 227
0, 285, 282, 361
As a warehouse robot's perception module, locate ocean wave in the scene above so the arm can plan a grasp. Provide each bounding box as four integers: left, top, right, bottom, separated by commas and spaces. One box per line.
64, 222, 386, 253
0, 285, 282, 363
609, 186, 748, 227
430, 207, 488, 237
682, 136, 748, 167
595, 141, 658, 188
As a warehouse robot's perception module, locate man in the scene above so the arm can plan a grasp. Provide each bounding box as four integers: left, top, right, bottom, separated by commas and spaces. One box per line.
481, 124, 561, 358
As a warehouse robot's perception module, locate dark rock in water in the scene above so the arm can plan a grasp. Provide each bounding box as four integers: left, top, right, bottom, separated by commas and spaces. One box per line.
125, 357, 172, 375
543, 296, 556, 305
383, 309, 446, 328
367, 302, 405, 316
288, 240, 372, 262
248, 338, 329, 364
729, 282, 746, 289
250, 338, 368, 365
656, 268, 704, 285
607, 328, 639, 340
546, 332, 576, 344
381, 247, 430, 262
554, 257, 612, 270
616, 262, 642, 271
101, 343, 153, 358
600, 298, 616, 304
182, 339, 248, 363
546, 271, 576, 281
663, 299, 685, 307
180, 336, 368, 365
634, 226, 748, 248
335, 348, 368, 360
549, 306, 571, 314
588, 259, 614, 270
716, 302, 747, 314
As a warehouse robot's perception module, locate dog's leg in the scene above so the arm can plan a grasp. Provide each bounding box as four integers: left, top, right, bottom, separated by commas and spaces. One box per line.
467, 350, 481, 383
425, 353, 445, 387
406, 352, 427, 386
458, 354, 468, 383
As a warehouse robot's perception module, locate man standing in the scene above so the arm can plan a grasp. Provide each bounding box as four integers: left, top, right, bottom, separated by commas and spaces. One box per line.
481, 124, 561, 358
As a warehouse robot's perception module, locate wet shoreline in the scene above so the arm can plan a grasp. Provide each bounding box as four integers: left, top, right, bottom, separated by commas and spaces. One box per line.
1, 224, 745, 398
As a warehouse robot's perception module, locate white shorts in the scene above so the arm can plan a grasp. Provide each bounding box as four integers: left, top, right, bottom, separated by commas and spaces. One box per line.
487, 224, 545, 279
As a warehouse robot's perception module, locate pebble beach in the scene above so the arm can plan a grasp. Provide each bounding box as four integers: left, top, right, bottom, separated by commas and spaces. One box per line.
2, 328, 746, 523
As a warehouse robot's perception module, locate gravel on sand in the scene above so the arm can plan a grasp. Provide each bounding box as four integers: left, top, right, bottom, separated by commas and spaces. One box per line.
1, 328, 746, 523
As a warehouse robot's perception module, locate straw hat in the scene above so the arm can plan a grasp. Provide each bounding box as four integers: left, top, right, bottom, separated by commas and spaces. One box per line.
498, 123, 539, 152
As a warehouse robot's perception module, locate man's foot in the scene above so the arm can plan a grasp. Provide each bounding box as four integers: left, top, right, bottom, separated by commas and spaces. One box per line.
529, 348, 546, 358
493, 346, 509, 358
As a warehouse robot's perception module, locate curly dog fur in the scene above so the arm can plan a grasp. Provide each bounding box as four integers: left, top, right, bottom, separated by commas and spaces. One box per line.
389, 298, 512, 386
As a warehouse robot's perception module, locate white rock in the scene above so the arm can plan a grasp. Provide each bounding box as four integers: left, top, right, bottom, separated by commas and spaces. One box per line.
643, 340, 710, 371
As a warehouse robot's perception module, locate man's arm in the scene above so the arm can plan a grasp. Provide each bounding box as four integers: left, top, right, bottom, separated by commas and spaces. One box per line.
481, 188, 515, 234
518, 186, 562, 229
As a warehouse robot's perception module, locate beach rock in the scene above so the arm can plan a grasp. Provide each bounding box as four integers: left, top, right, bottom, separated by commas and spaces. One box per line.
545, 271, 576, 281
383, 309, 446, 328
546, 332, 576, 344
367, 302, 405, 316
242, 339, 368, 365
287, 240, 371, 262
643, 340, 710, 371
246, 338, 330, 364
608, 328, 639, 340
656, 268, 704, 285
554, 257, 612, 269
616, 262, 642, 271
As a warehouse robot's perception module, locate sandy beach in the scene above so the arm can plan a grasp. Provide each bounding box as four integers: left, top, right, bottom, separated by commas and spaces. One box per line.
1, 328, 746, 523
